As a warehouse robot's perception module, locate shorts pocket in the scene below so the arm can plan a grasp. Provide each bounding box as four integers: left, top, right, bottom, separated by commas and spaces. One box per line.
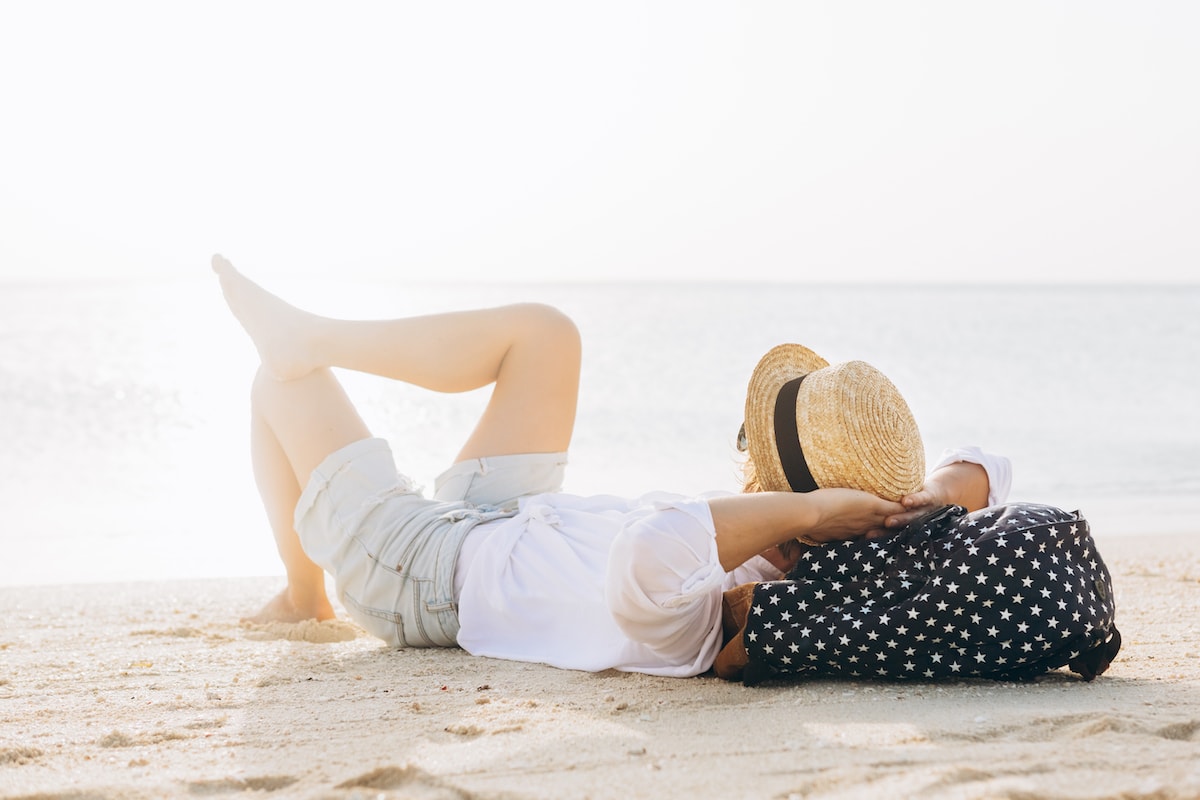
341, 590, 406, 647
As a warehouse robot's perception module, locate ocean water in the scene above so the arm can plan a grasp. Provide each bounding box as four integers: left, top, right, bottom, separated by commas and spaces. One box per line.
1, 278, 1197, 587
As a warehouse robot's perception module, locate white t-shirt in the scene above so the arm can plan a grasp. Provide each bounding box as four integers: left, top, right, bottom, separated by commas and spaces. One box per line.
453, 446, 1012, 677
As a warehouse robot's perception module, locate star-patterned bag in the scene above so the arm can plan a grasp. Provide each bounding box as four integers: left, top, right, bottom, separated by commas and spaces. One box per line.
736, 503, 1121, 686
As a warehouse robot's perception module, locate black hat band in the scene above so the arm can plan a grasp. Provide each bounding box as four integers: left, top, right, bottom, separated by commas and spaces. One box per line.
773, 375, 819, 493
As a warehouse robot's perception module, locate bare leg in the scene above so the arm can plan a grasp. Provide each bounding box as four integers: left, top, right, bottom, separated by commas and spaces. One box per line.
242, 367, 370, 622
213, 254, 582, 621
212, 254, 580, 460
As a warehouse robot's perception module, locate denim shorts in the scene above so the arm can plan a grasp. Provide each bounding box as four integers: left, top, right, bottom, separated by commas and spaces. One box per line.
294, 438, 566, 647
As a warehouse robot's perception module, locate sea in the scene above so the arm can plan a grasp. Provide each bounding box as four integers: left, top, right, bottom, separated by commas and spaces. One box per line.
1, 278, 1197, 587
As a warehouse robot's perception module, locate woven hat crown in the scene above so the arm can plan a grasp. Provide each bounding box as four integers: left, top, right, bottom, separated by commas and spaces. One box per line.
743, 344, 924, 501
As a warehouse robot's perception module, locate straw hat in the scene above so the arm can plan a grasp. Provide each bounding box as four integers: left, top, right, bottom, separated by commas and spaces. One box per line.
741, 344, 925, 501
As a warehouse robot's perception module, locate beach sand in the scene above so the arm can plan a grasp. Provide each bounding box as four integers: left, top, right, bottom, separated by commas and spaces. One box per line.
2, 532, 1198, 800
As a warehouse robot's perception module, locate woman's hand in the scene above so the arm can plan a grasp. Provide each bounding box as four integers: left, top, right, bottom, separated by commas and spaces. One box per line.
881, 461, 990, 532
804, 488, 906, 544
760, 488, 895, 569
710, 489, 903, 571
879, 482, 951, 533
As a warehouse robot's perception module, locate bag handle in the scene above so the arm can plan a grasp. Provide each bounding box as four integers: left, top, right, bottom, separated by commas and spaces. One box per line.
1069, 627, 1122, 681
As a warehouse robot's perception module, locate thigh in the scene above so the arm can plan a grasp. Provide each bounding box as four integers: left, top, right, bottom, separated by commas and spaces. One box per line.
251, 367, 373, 488
455, 305, 581, 462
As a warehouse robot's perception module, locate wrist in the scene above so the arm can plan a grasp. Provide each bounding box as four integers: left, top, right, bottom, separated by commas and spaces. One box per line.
932, 462, 989, 511
788, 490, 826, 544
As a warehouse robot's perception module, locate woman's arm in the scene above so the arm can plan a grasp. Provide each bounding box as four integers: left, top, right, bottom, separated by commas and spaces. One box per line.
708, 489, 904, 571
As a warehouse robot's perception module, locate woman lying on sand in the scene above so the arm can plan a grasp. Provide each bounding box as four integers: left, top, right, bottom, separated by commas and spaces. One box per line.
212, 254, 1011, 677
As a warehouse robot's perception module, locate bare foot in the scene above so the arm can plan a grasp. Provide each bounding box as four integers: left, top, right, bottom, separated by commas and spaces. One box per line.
211, 254, 323, 380
241, 588, 336, 625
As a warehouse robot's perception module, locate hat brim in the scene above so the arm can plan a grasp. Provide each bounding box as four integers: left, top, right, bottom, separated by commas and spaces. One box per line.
743, 344, 925, 500
743, 344, 830, 495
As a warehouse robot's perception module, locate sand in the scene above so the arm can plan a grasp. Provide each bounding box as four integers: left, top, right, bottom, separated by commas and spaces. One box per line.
2, 532, 1198, 800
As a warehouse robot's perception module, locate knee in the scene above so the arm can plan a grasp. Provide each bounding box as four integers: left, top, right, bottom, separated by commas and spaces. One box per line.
518, 303, 581, 359
249, 366, 290, 419
250, 365, 333, 412
249, 365, 274, 410
526, 302, 579, 339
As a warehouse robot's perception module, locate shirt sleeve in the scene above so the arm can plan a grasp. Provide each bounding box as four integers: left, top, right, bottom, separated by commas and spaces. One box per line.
604, 499, 727, 673
932, 445, 1013, 506
723, 554, 782, 590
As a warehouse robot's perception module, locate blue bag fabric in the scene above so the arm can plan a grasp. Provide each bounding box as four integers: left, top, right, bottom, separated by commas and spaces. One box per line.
740, 503, 1121, 685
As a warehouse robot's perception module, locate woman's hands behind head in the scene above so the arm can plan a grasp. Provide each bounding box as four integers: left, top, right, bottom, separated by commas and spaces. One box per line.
880, 461, 990, 534
803, 488, 905, 544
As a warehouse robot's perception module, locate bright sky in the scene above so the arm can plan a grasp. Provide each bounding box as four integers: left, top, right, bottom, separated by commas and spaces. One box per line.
1, 1, 1196, 284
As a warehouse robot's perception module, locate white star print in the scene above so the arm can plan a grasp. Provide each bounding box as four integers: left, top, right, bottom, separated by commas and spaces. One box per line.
737, 503, 1115, 684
